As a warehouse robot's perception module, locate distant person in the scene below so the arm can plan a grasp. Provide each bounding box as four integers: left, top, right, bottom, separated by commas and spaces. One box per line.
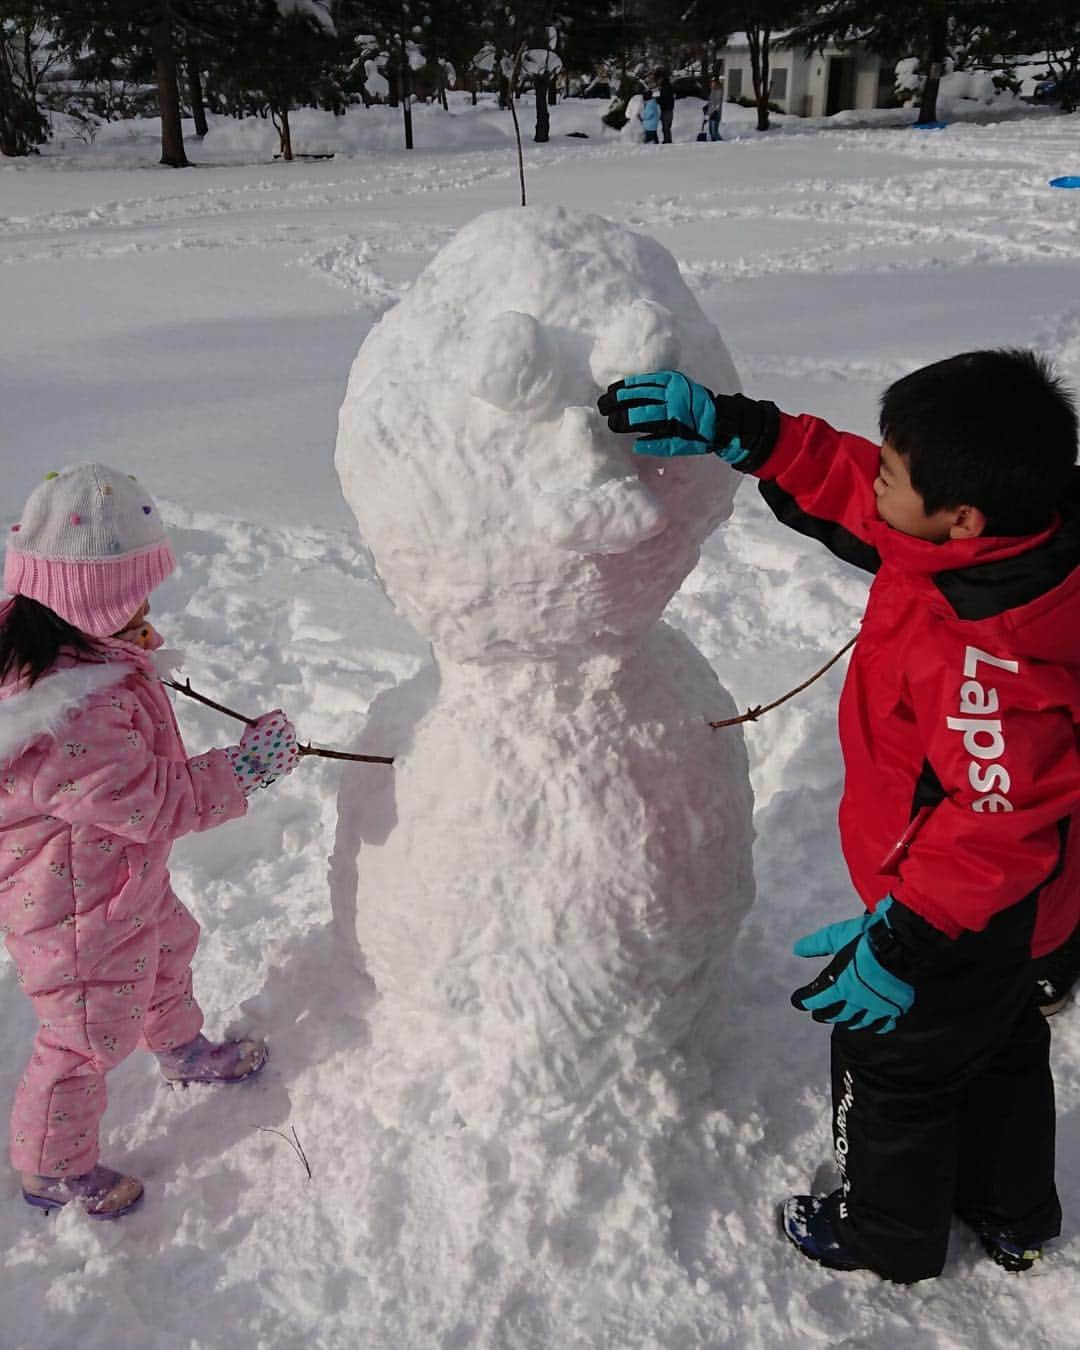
641, 91, 660, 144
707, 79, 724, 141
0, 466, 301, 1218
657, 71, 675, 143
598, 351, 1080, 1283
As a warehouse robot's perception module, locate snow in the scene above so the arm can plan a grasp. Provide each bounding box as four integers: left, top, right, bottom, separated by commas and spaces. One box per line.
3, 95, 1080, 1348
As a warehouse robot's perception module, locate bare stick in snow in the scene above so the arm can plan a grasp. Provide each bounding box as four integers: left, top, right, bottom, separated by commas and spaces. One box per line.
508, 44, 527, 206
259, 1126, 313, 1179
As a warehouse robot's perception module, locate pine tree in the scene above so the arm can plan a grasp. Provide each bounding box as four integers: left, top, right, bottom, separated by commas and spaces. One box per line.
52, 0, 201, 165
0, 1, 54, 155
212, 0, 339, 160
976, 0, 1080, 113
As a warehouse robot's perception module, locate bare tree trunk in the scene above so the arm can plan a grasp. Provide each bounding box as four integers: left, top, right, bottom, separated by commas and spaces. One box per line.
398, 42, 413, 147
747, 25, 771, 132
0, 40, 26, 156
917, 7, 948, 123
534, 73, 550, 141
186, 40, 208, 138
151, 15, 188, 167
272, 105, 293, 160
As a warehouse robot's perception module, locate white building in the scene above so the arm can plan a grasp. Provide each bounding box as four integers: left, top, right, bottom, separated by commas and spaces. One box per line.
718, 33, 894, 118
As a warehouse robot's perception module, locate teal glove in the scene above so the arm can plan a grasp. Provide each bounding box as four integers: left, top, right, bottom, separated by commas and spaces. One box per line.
597, 371, 734, 459
597, 371, 780, 465
791, 898, 915, 1035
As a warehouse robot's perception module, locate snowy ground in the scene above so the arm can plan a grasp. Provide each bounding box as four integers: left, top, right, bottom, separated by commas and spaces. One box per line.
3, 95, 1080, 1349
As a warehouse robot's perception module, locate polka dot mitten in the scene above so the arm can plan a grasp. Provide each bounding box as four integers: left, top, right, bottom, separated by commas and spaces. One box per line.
225, 710, 300, 795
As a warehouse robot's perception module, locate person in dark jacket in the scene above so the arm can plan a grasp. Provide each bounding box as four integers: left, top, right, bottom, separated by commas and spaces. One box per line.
598, 351, 1080, 1283
656, 71, 675, 143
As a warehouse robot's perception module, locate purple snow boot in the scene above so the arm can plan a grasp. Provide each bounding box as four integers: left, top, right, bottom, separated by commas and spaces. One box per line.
22, 1164, 144, 1219
155, 1033, 268, 1085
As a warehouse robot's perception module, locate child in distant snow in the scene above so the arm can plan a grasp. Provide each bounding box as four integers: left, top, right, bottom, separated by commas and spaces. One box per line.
0, 465, 299, 1218
641, 91, 661, 144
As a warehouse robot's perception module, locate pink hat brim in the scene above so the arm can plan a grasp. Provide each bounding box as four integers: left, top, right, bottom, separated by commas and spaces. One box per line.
3, 541, 177, 637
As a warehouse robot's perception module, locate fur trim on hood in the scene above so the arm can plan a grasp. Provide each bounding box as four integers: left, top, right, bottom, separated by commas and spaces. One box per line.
0, 661, 134, 766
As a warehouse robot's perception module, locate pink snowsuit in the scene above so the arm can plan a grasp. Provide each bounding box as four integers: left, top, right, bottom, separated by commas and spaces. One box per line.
0, 632, 246, 1177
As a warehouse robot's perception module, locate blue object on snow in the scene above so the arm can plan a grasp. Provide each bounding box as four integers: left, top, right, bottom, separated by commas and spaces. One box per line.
913, 121, 948, 130
1049, 176, 1080, 189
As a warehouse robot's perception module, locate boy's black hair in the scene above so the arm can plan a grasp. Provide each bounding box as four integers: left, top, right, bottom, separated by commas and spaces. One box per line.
0, 595, 103, 688
879, 349, 1078, 536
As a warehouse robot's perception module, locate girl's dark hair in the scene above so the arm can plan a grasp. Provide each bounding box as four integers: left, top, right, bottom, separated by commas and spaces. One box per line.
879, 349, 1079, 536
0, 595, 104, 687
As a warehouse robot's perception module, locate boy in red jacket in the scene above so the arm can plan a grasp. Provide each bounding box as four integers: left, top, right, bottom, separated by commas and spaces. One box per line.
598, 351, 1080, 1283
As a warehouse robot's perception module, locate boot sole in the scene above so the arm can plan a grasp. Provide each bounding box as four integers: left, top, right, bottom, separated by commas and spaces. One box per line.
163, 1047, 269, 1087
776, 1201, 866, 1272
23, 1187, 143, 1220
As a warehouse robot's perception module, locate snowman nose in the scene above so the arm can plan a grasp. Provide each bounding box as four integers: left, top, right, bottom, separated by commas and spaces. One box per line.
557, 404, 612, 470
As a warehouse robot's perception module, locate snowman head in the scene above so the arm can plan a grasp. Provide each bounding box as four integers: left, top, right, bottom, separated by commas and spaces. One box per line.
335, 206, 740, 663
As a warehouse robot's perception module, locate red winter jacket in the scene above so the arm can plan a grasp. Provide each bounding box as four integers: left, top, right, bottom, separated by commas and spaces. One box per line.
749, 412, 1080, 958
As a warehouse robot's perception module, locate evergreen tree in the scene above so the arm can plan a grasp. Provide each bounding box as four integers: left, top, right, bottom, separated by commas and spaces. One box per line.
52, 0, 205, 165
343, 0, 426, 147
213, 0, 338, 159
0, 1, 54, 155
977, 0, 1080, 112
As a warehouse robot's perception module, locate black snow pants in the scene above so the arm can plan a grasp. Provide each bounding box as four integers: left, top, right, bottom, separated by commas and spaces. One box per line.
829, 895, 1061, 1282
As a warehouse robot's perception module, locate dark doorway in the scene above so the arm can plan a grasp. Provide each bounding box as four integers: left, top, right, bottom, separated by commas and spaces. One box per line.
826, 57, 856, 115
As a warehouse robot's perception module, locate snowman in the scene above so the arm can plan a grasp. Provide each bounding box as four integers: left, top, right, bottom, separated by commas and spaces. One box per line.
334, 205, 755, 1132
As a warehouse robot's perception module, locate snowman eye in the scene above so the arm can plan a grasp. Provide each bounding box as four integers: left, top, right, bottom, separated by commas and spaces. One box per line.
467, 311, 561, 414
589, 300, 681, 390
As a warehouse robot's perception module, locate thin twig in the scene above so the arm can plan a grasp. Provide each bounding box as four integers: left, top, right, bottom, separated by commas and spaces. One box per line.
165, 677, 257, 726
508, 44, 527, 206
258, 1126, 312, 1179
164, 678, 394, 765
708, 635, 857, 730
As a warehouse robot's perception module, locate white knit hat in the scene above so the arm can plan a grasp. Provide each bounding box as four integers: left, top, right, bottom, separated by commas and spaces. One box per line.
5, 465, 175, 637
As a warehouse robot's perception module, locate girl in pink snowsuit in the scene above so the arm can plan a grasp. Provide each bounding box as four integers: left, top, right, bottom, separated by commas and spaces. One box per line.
0, 465, 299, 1218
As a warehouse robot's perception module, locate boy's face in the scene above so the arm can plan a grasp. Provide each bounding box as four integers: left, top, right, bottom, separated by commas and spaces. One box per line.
874, 441, 972, 542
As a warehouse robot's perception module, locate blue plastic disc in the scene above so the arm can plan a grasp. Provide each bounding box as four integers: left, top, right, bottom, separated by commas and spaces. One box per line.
913, 121, 948, 131
1049, 176, 1080, 189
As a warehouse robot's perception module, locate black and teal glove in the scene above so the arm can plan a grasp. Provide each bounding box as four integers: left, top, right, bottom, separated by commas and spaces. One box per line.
791, 897, 920, 1035
596, 370, 778, 465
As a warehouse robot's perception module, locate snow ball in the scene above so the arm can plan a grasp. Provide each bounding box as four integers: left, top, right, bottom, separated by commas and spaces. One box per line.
467, 311, 562, 415
590, 299, 681, 391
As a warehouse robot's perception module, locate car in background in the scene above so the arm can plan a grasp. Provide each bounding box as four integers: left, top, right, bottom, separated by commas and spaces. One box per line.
670, 76, 710, 100
1032, 70, 1080, 105
578, 78, 647, 100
